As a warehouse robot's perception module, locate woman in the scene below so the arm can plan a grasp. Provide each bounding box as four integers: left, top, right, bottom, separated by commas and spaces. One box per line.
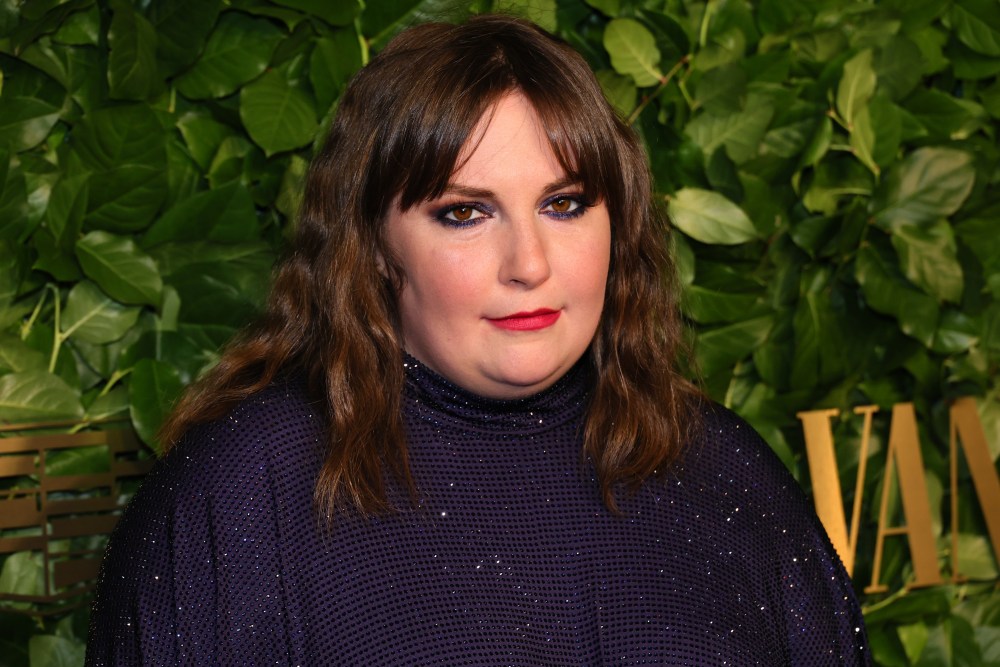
87, 15, 870, 666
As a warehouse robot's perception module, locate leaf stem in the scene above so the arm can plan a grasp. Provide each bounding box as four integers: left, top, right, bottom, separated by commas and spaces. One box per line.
21, 287, 49, 341
47, 284, 62, 373
99, 368, 132, 398
859, 585, 908, 614
628, 55, 690, 126
699, 0, 716, 49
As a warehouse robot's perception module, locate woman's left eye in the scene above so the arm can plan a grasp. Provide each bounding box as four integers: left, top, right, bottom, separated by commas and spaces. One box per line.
434, 203, 492, 227
541, 196, 588, 218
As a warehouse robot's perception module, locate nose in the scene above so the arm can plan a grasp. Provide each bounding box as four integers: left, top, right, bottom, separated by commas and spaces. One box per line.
498, 216, 551, 288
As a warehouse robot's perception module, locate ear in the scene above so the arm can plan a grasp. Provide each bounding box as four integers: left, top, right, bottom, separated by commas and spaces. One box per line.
375, 250, 388, 278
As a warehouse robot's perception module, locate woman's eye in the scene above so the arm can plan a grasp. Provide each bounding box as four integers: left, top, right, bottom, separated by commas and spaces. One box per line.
542, 196, 588, 217
435, 204, 490, 226
449, 206, 476, 221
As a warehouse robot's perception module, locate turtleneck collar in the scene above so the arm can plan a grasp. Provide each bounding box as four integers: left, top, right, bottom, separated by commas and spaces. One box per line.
401, 353, 591, 435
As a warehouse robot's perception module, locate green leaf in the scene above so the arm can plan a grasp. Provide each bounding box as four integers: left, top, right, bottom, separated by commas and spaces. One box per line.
584, 0, 619, 15
107, 0, 161, 100
143, 182, 258, 247
604, 18, 663, 87
175, 111, 232, 172
75, 231, 163, 307
950, 0, 1000, 56
0, 551, 44, 597
149, 241, 273, 276
494, 0, 557, 33
33, 227, 83, 281
0, 370, 83, 423
275, 154, 308, 219
873, 35, 923, 100
850, 103, 878, 176
239, 69, 318, 156
61, 280, 141, 344
684, 101, 774, 164
906, 88, 988, 139
837, 49, 876, 124
932, 309, 978, 353
28, 634, 86, 667
855, 244, 940, 346
270, 0, 358, 25
667, 188, 758, 245
0, 151, 32, 242
45, 443, 110, 476
803, 156, 873, 215
872, 147, 975, 230
0, 333, 47, 373
44, 173, 88, 247
867, 94, 902, 169
360, 0, 468, 48
86, 386, 129, 420
174, 12, 284, 100
310, 30, 366, 114
952, 533, 1000, 580
898, 622, 929, 664
637, 10, 689, 63
761, 117, 818, 160
0, 54, 65, 152
168, 260, 267, 328
146, 0, 222, 74
129, 358, 183, 448
694, 64, 746, 115
693, 26, 747, 71
947, 38, 1000, 79
53, 5, 100, 45
72, 105, 168, 232
919, 617, 982, 667
695, 315, 774, 377
956, 215, 1000, 295
891, 220, 964, 303
682, 284, 762, 324
595, 69, 636, 117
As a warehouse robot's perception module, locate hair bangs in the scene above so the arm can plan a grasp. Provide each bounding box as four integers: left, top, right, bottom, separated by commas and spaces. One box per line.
373, 17, 623, 218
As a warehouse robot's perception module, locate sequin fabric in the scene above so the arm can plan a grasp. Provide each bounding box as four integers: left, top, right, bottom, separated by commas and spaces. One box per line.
86, 358, 870, 665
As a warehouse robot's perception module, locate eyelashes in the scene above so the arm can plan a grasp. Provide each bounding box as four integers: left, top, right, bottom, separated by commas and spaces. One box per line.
433, 202, 496, 227
432, 194, 593, 228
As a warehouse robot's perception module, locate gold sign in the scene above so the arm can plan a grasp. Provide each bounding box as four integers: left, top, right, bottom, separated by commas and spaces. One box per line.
0, 425, 152, 615
799, 398, 1000, 592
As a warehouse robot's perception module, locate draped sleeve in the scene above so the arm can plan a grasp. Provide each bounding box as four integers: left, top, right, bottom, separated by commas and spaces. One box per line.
85, 379, 322, 666
687, 404, 871, 665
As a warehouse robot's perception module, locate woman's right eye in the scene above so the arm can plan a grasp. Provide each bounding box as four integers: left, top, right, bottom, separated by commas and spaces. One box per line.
434, 203, 491, 227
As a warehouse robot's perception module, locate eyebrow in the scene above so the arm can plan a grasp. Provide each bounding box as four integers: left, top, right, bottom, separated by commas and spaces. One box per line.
441, 176, 582, 200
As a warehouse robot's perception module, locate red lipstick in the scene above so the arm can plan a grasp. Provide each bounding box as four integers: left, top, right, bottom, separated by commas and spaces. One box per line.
487, 308, 560, 331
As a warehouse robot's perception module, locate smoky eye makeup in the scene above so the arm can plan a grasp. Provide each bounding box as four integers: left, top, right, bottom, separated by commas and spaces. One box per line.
432, 201, 496, 228
540, 193, 594, 220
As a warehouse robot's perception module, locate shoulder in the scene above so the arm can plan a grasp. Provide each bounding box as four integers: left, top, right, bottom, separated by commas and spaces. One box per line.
88, 376, 321, 662
683, 401, 791, 483
109, 374, 325, 552
161, 374, 325, 494
674, 400, 821, 531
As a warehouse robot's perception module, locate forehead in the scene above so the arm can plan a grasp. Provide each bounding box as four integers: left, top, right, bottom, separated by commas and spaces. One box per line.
450, 93, 568, 187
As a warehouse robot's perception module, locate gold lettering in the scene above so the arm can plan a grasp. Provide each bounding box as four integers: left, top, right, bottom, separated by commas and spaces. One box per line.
949, 397, 1000, 581
797, 406, 878, 574
866, 403, 943, 593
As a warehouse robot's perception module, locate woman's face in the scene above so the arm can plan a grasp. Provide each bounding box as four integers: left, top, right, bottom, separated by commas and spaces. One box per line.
385, 93, 612, 399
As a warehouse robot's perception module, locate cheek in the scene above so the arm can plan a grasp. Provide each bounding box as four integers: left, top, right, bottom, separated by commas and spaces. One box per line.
566, 231, 612, 303
401, 249, 485, 315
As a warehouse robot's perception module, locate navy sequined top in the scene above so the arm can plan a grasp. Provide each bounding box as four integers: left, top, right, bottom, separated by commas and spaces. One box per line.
87, 357, 870, 665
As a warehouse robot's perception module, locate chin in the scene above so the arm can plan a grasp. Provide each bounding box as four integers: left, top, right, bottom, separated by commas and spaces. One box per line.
487, 361, 568, 398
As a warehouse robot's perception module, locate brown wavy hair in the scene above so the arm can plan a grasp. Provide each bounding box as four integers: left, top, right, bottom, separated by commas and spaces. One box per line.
160, 14, 700, 515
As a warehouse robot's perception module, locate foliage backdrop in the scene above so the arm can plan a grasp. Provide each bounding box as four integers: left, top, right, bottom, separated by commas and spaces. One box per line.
0, 0, 998, 664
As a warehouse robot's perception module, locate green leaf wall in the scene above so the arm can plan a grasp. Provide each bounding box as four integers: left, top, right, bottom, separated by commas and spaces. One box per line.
0, 0, 997, 664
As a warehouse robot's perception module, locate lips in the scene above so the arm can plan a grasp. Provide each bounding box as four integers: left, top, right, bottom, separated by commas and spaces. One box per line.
487, 308, 561, 331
